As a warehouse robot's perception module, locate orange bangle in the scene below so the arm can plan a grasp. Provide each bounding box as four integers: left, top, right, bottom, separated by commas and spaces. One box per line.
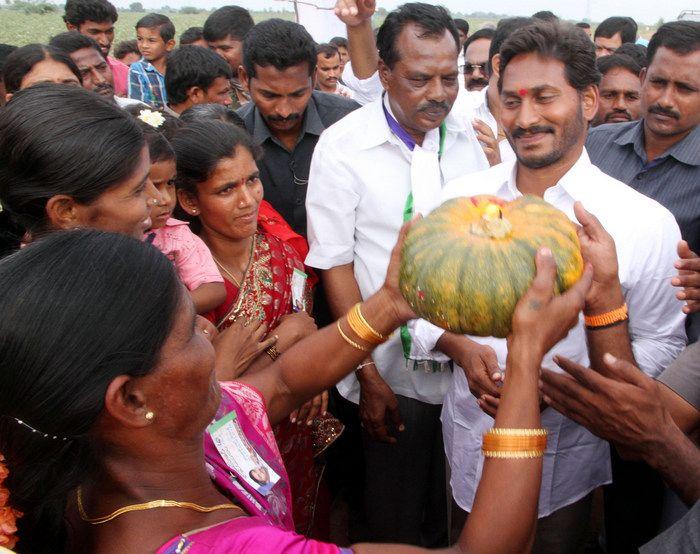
482, 428, 548, 456
346, 303, 386, 346
584, 304, 628, 329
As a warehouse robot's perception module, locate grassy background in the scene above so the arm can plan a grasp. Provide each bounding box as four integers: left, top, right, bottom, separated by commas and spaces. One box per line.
0, 8, 659, 47
0, 8, 506, 47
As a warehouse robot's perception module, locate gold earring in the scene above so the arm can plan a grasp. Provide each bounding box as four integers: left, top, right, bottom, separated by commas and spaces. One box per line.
145, 411, 155, 422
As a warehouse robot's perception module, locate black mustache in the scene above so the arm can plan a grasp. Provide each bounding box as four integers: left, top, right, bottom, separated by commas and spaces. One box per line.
511, 125, 555, 139
468, 78, 489, 86
417, 100, 450, 113
266, 113, 301, 123
605, 109, 631, 121
648, 104, 680, 120
94, 83, 113, 93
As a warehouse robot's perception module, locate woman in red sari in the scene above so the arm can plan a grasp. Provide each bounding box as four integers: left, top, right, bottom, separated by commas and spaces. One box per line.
172, 120, 341, 538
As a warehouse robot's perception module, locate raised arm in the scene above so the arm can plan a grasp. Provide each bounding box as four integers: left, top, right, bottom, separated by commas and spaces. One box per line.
335, 0, 379, 79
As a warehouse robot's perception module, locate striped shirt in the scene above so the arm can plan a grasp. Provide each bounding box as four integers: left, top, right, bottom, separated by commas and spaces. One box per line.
587, 120, 700, 342
128, 59, 167, 109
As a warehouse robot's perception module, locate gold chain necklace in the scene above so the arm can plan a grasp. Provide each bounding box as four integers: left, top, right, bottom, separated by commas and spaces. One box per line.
76, 487, 241, 525
212, 236, 256, 288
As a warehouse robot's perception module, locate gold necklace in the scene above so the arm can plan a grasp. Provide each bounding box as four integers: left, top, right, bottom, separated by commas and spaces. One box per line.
212, 237, 256, 288
76, 487, 241, 525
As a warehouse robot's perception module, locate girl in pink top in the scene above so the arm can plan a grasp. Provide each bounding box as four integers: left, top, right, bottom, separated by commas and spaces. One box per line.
136, 109, 226, 313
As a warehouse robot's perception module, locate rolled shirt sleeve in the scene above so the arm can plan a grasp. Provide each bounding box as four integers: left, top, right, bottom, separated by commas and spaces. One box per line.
305, 133, 361, 270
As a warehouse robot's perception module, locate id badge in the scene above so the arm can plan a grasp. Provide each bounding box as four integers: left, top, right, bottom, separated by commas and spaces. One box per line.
208, 411, 281, 496
291, 268, 307, 312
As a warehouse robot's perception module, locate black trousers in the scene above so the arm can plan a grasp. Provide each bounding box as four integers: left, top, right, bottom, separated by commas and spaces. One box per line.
604, 449, 665, 552
327, 389, 448, 547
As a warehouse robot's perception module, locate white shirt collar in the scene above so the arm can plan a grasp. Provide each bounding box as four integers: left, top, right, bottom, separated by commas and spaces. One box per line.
498, 147, 593, 201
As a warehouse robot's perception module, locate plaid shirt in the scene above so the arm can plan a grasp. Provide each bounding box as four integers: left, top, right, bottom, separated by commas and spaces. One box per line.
128, 59, 167, 109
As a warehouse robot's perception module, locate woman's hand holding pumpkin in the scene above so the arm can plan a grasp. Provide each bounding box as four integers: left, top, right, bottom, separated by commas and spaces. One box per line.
510, 247, 594, 361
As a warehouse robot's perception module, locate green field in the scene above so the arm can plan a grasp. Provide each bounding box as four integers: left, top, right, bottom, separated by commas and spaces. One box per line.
0, 8, 296, 47
0, 8, 659, 48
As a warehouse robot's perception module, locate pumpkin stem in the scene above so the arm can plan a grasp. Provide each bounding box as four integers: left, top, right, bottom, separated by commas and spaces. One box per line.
470, 203, 513, 239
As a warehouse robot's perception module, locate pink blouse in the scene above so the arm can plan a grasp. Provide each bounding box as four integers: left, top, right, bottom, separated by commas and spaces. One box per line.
148, 218, 223, 291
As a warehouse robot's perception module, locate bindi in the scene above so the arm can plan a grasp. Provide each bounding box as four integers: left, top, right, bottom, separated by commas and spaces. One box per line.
518, 88, 528, 97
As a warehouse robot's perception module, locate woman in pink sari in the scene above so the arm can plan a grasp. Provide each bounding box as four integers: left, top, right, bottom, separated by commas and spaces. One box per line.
173, 120, 341, 538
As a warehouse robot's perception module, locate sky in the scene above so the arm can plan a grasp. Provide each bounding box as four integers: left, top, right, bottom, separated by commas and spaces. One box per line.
111, 0, 695, 25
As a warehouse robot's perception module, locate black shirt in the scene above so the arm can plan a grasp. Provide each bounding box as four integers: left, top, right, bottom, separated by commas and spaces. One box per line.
238, 91, 359, 237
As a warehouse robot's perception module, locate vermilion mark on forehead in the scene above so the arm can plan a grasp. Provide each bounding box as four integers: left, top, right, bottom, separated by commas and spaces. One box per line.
518, 88, 528, 97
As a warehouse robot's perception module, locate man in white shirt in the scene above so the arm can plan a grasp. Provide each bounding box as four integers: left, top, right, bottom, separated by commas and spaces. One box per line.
413, 21, 686, 551
315, 43, 355, 99
453, 17, 535, 166
306, 1, 489, 545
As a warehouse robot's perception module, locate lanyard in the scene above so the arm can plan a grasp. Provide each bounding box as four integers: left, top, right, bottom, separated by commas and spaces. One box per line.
382, 100, 446, 364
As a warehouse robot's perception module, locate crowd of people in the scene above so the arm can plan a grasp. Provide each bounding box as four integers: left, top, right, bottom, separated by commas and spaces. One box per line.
0, 0, 698, 552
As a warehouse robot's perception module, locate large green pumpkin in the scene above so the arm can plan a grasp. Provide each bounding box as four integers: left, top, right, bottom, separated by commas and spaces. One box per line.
399, 195, 584, 338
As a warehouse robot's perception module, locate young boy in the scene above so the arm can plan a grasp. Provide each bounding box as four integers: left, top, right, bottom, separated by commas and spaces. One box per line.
128, 13, 175, 109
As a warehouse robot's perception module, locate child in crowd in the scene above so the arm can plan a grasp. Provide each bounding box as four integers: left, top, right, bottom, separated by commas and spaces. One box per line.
128, 13, 175, 109
133, 108, 226, 313
114, 39, 140, 66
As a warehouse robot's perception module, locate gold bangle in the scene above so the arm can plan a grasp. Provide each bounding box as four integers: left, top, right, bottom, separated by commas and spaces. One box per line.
482, 428, 548, 456
584, 304, 628, 329
346, 303, 387, 346
266, 344, 280, 361
482, 449, 545, 459
485, 428, 548, 436
337, 320, 369, 352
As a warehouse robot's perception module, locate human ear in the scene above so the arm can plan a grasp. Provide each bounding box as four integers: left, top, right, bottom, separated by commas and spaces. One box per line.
166, 39, 176, 52
491, 54, 501, 78
239, 66, 249, 89
187, 86, 206, 105
582, 84, 599, 123
45, 194, 82, 230
103, 375, 153, 429
639, 67, 647, 86
377, 59, 391, 90
177, 189, 200, 216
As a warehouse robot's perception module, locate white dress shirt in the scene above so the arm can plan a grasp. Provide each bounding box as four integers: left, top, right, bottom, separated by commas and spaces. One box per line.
417, 149, 687, 516
452, 86, 516, 163
305, 95, 490, 404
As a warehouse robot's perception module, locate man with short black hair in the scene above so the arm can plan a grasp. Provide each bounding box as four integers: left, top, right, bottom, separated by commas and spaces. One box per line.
203, 5, 255, 108
587, 30, 700, 540
429, 20, 685, 553
453, 17, 532, 163
462, 28, 494, 91
315, 43, 354, 98
49, 31, 128, 105
594, 16, 638, 57
593, 53, 643, 126
329, 36, 350, 73
180, 27, 207, 48
63, 0, 128, 95
164, 45, 233, 115
238, 18, 358, 237
307, 2, 489, 544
